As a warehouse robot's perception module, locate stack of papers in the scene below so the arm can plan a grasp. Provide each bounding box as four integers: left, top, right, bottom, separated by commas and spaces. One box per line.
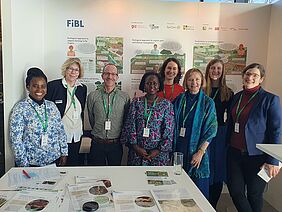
67, 176, 114, 211
113, 188, 202, 212
8, 164, 61, 190
0, 189, 59, 211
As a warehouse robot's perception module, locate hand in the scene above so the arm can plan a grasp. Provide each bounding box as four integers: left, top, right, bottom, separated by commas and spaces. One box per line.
147, 149, 160, 160
132, 145, 149, 159
261, 163, 281, 178
190, 150, 204, 169
58, 156, 67, 166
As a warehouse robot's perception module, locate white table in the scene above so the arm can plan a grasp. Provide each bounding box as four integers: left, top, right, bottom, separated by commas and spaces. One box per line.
0, 166, 215, 211
256, 144, 282, 162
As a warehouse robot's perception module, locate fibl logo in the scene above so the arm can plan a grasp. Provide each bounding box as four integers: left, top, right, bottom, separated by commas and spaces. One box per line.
67, 19, 85, 28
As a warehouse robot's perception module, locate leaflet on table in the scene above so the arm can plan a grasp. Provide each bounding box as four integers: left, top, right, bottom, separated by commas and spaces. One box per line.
56, 186, 75, 212
75, 176, 112, 189
113, 190, 160, 212
147, 177, 176, 186
8, 164, 61, 188
0, 191, 17, 209
0, 189, 59, 212
145, 171, 169, 177
16, 177, 63, 191
67, 181, 114, 211
145, 170, 176, 186
152, 188, 202, 212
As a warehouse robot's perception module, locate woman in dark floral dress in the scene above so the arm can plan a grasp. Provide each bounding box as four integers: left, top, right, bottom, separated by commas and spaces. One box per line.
122, 71, 174, 166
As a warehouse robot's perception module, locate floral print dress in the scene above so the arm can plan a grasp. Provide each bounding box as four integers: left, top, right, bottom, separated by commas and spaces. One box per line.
122, 97, 174, 166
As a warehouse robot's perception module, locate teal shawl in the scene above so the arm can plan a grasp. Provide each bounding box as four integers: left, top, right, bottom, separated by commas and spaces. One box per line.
173, 89, 217, 178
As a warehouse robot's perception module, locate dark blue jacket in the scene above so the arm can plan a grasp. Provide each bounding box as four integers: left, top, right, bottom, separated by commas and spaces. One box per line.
45, 79, 87, 121
226, 87, 281, 165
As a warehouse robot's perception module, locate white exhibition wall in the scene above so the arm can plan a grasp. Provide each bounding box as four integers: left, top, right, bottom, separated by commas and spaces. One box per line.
263, 0, 282, 210
2, 0, 282, 209
43, 0, 271, 95
1, 0, 273, 172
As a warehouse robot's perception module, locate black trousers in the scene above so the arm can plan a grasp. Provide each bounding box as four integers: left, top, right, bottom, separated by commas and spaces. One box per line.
66, 141, 85, 166
227, 147, 266, 212
209, 182, 223, 209
88, 140, 123, 166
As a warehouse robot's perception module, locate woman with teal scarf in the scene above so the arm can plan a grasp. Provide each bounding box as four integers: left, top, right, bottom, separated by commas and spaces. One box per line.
173, 68, 217, 199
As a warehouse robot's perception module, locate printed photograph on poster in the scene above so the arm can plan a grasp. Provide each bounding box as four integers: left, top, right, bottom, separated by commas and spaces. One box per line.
96, 36, 123, 74
130, 39, 185, 75
67, 37, 95, 58
193, 42, 247, 75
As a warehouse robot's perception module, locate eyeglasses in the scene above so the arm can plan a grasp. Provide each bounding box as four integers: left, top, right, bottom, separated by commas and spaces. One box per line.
244, 72, 260, 79
67, 67, 80, 72
103, 72, 118, 77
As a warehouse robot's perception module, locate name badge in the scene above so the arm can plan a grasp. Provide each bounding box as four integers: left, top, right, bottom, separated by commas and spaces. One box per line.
55, 100, 63, 104
72, 110, 79, 120
180, 127, 186, 137
143, 128, 150, 137
105, 120, 111, 130
41, 134, 48, 147
234, 122, 239, 133
224, 111, 227, 123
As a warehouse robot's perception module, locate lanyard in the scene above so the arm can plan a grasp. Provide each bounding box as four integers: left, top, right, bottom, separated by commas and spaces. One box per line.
30, 102, 48, 132
181, 96, 197, 127
212, 88, 219, 100
235, 90, 259, 122
163, 84, 174, 100
144, 97, 158, 128
102, 91, 117, 119
66, 84, 77, 109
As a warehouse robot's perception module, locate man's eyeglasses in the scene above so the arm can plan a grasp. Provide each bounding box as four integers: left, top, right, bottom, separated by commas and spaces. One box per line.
103, 72, 118, 77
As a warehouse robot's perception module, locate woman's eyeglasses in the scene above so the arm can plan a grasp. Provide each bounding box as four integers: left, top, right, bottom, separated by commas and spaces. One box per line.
67, 67, 80, 72
244, 72, 260, 79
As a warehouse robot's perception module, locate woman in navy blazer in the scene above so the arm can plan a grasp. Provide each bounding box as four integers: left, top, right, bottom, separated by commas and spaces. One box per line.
45, 58, 87, 166
226, 63, 281, 212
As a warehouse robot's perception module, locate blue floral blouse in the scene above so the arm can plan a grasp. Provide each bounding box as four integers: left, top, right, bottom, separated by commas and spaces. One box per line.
9, 97, 68, 167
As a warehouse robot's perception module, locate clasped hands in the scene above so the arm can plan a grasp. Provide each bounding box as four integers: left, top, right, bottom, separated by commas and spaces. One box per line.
132, 144, 160, 161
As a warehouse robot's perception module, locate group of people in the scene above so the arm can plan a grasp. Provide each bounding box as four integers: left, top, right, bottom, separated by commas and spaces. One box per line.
9, 57, 281, 212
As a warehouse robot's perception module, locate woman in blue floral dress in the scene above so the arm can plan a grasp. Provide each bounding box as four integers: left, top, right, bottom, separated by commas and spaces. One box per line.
9, 68, 68, 167
122, 71, 174, 166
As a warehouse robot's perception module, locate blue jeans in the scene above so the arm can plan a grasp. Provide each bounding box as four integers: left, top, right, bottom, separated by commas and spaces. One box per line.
191, 177, 210, 200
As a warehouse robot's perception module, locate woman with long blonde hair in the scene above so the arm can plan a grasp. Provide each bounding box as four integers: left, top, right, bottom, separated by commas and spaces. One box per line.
205, 59, 233, 209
